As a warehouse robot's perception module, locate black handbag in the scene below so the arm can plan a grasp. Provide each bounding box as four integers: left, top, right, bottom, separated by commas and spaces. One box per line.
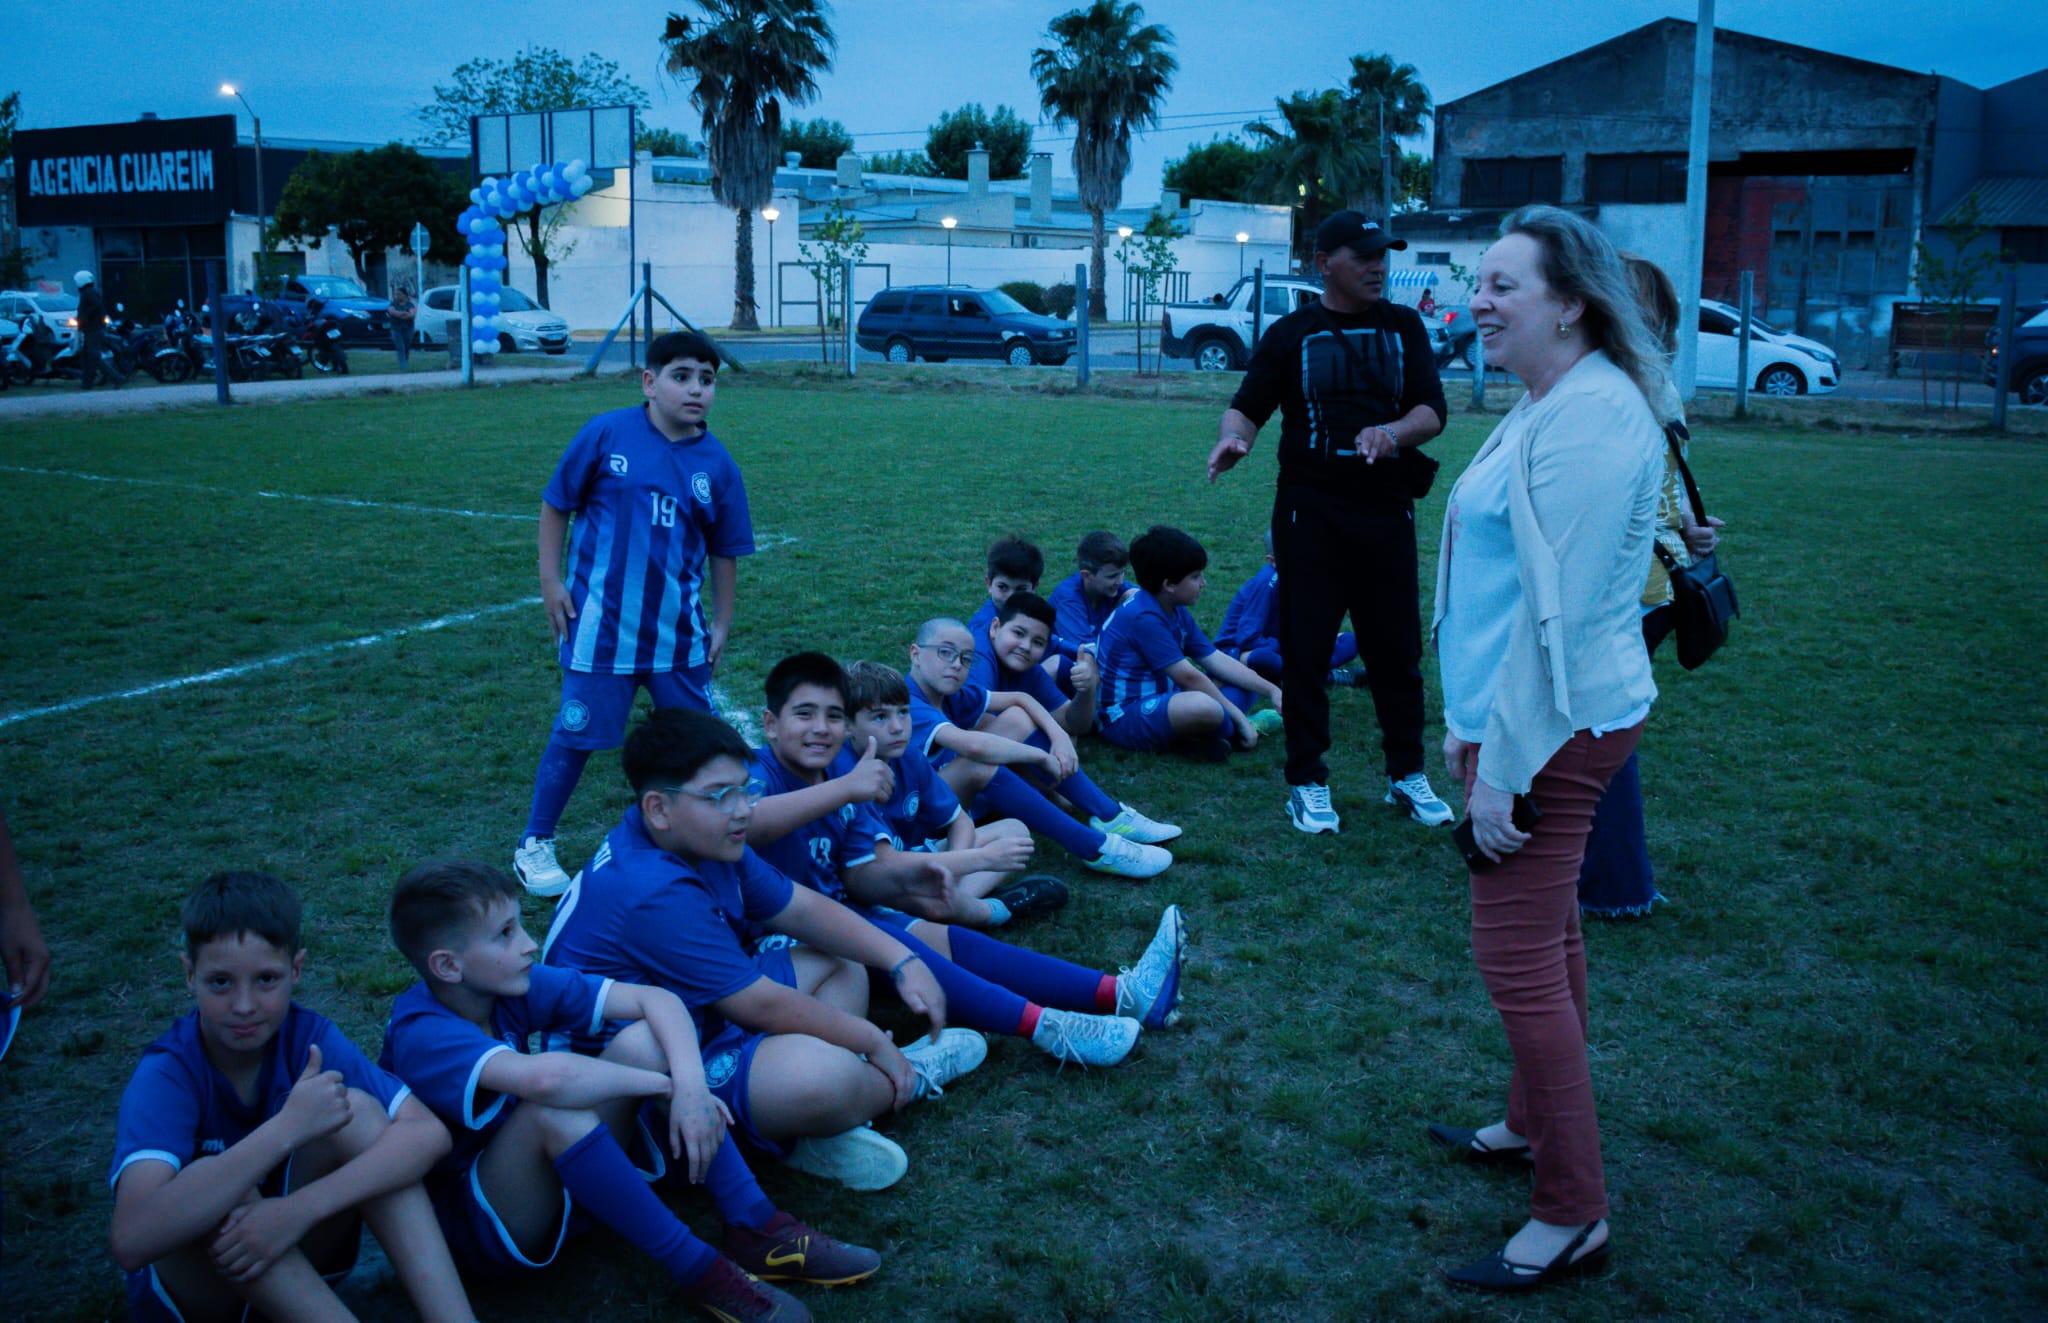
1653, 424, 1737, 670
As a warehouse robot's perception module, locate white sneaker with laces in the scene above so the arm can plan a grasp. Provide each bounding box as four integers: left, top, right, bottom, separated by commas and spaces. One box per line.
514, 836, 573, 897
1085, 833, 1172, 879
900, 1028, 989, 1101
1287, 783, 1341, 835
1115, 905, 1186, 1029
1089, 803, 1183, 844
1386, 772, 1455, 827
784, 1125, 909, 1191
1030, 1009, 1141, 1067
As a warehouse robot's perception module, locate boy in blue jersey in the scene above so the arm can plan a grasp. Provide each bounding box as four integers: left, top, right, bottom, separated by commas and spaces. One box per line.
382, 859, 875, 1321
1215, 529, 1364, 700
108, 871, 473, 1323
842, 660, 1068, 928
967, 535, 1086, 693
746, 653, 1183, 1070
908, 619, 1176, 879
1096, 525, 1283, 758
1046, 531, 1134, 664
516, 330, 755, 898
542, 708, 984, 1193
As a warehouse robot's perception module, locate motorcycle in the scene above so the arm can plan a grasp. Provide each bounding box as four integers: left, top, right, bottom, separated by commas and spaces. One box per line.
298, 301, 350, 375
107, 306, 164, 379
150, 306, 199, 383
5, 317, 57, 385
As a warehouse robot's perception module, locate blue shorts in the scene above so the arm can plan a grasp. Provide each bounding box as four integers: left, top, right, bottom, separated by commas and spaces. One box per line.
429, 1156, 577, 1273
696, 947, 799, 1157
1097, 694, 1179, 752
552, 664, 712, 751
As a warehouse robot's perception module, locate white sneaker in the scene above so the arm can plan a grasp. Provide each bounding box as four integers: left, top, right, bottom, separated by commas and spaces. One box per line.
1090, 802, 1183, 845
900, 1028, 989, 1101
1085, 833, 1172, 879
1116, 905, 1186, 1029
1386, 772, 1455, 827
1029, 1008, 1141, 1067
1287, 784, 1340, 835
784, 1125, 909, 1191
514, 836, 573, 897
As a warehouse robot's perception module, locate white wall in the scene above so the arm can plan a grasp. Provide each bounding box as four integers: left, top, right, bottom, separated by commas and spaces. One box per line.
1595, 203, 1691, 279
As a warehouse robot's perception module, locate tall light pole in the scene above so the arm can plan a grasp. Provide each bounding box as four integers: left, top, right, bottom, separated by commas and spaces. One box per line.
1116, 224, 1134, 321
941, 215, 957, 286
220, 84, 265, 290
761, 206, 780, 327
1236, 230, 1249, 278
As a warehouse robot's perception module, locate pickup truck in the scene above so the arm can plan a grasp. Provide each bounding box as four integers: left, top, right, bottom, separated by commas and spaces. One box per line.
1160, 276, 1323, 371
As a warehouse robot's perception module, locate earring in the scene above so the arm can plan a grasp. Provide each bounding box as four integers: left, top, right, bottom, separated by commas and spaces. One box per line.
1556, 319, 1571, 338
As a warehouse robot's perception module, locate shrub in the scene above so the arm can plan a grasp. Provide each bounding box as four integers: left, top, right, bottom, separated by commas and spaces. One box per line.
1044, 281, 1077, 320
999, 281, 1047, 315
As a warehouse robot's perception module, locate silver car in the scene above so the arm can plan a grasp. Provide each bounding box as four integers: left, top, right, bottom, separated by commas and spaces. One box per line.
416, 285, 571, 355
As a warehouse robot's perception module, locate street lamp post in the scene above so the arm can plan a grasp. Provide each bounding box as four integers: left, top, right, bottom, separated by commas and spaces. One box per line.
941, 216, 957, 286
220, 84, 265, 290
761, 206, 780, 327
1116, 224, 1134, 321
1236, 230, 1249, 278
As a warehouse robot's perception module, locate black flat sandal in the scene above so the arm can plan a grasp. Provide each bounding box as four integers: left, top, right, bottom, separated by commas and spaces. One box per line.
1442, 1222, 1610, 1293
1426, 1122, 1534, 1167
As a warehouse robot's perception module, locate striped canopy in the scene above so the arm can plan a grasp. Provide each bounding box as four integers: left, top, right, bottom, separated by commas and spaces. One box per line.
1389, 269, 1440, 288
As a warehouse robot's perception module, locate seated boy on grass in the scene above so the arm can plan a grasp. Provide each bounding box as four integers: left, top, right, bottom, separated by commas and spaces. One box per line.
745, 652, 1184, 1069
109, 871, 473, 1323
382, 859, 879, 1323
843, 659, 1070, 929
907, 618, 1176, 879
967, 535, 1085, 691
540, 707, 978, 1193
1094, 525, 1283, 760
1215, 528, 1364, 701
1046, 530, 1135, 664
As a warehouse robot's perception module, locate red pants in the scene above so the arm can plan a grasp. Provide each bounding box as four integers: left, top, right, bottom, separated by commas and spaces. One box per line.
1469, 723, 1643, 1225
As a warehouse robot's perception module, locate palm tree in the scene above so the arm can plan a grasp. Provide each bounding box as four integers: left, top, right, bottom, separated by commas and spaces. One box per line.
1246, 90, 1377, 263
1032, 0, 1177, 319
662, 1, 835, 330
1345, 53, 1432, 217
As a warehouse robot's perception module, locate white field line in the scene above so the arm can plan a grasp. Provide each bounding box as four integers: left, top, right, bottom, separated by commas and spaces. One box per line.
0, 465, 538, 522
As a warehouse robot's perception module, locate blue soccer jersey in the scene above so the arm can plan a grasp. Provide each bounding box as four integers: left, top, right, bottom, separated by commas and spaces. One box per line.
543, 406, 755, 676
542, 808, 795, 1042
1215, 565, 1281, 656
974, 595, 1082, 661
380, 966, 612, 1175
747, 745, 890, 902
968, 646, 1067, 715
881, 744, 963, 848
1096, 590, 1218, 716
1047, 572, 1122, 652
907, 676, 992, 762
111, 1007, 411, 1193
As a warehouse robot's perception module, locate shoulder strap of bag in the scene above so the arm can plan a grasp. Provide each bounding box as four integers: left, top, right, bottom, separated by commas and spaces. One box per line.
1654, 421, 1708, 574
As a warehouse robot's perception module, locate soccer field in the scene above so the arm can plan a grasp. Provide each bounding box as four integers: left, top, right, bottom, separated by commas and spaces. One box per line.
2, 369, 2045, 1321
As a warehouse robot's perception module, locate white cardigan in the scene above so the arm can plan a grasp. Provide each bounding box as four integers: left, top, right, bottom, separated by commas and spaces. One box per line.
1431, 351, 1664, 793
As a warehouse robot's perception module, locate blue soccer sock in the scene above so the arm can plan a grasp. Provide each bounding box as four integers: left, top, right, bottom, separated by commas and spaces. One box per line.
1019, 729, 1122, 821
874, 917, 1036, 1037
554, 1122, 718, 1285
1243, 646, 1284, 684
975, 767, 1108, 860
523, 738, 592, 842
946, 925, 1116, 1014
703, 1136, 777, 1231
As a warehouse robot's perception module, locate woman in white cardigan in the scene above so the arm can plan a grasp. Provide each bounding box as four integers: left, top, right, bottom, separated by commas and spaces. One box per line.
1428, 207, 1669, 1293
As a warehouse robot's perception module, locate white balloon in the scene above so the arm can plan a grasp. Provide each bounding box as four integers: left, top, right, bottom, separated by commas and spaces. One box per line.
570, 176, 594, 197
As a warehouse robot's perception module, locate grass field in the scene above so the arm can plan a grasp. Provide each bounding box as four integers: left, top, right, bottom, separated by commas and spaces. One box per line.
2, 367, 2045, 1321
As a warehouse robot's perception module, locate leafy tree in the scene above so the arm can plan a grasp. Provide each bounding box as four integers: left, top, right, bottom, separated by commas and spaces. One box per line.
924, 104, 1034, 180
0, 90, 24, 288
636, 125, 702, 157
999, 281, 1048, 314
1398, 150, 1432, 211
1345, 53, 1432, 219
1033, 1, 1177, 319
271, 144, 468, 285
1246, 89, 1375, 262
0, 90, 19, 160
781, 117, 852, 168
414, 49, 651, 308
1911, 195, 2011, 410
1114, 212, 1181, 372
798, 202, 866, 361
663, 0, 836, 331
1163, 136, 1270, 204
866, 149, 934, 177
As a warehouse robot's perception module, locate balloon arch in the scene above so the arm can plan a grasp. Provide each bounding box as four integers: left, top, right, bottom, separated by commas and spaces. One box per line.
455, 160, 595, 355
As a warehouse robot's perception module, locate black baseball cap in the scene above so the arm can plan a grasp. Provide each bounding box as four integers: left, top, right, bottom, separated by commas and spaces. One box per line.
1314, 210, 1406, 258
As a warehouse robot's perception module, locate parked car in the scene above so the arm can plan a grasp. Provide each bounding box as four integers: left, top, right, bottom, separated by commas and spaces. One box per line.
1161, 276, 1322, 371
856, 286, 1076, 365
1428, 304, 1476, 369
1985, 305, 2048, 406
267, 275, 393, 347
1696, 299, 1840, 395
415, 284, 571, 354
0, 290, 81, 347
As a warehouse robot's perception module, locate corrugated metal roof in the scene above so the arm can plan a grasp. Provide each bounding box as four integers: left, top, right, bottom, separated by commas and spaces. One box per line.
1938, 176, 2048, 229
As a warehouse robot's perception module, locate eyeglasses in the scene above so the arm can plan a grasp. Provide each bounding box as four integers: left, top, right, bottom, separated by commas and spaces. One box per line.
923, 643, 976, 671
661, 783, 762, 815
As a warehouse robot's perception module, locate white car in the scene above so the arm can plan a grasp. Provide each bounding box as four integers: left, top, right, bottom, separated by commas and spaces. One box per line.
1696, 298, 1840, 396
0, 290, 80, 347
415, 284, 570, 354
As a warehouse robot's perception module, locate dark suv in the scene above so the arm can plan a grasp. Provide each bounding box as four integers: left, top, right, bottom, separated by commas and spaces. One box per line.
1986, 307, 2048, 407
856, 286, 1075, 366
270, 275, 393, 347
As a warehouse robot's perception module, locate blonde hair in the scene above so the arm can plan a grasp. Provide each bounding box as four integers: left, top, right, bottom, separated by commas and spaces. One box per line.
1502, 207, 1676, 421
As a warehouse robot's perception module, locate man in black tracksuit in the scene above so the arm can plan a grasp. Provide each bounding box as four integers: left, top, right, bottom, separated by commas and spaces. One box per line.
1207, 211, 1454, 836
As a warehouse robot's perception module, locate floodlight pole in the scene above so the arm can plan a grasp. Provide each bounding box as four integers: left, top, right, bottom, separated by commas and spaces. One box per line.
1675, 0, 1714, 401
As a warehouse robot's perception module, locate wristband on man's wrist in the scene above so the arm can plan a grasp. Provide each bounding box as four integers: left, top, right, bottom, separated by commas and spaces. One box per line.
889, 954, 922, 981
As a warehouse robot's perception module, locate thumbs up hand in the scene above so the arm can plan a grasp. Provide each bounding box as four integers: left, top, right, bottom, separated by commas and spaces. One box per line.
278, 1042, 352, 1147
844, 737, 896, 804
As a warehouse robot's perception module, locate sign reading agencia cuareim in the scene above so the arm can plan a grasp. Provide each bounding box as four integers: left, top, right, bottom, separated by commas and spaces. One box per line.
12, 114, 238, 229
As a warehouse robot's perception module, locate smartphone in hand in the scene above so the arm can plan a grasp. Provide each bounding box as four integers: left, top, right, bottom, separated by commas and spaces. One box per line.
1452, 795, 1543, 871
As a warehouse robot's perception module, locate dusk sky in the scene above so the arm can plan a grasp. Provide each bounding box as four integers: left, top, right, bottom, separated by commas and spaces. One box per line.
7, 0, 2044, 200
